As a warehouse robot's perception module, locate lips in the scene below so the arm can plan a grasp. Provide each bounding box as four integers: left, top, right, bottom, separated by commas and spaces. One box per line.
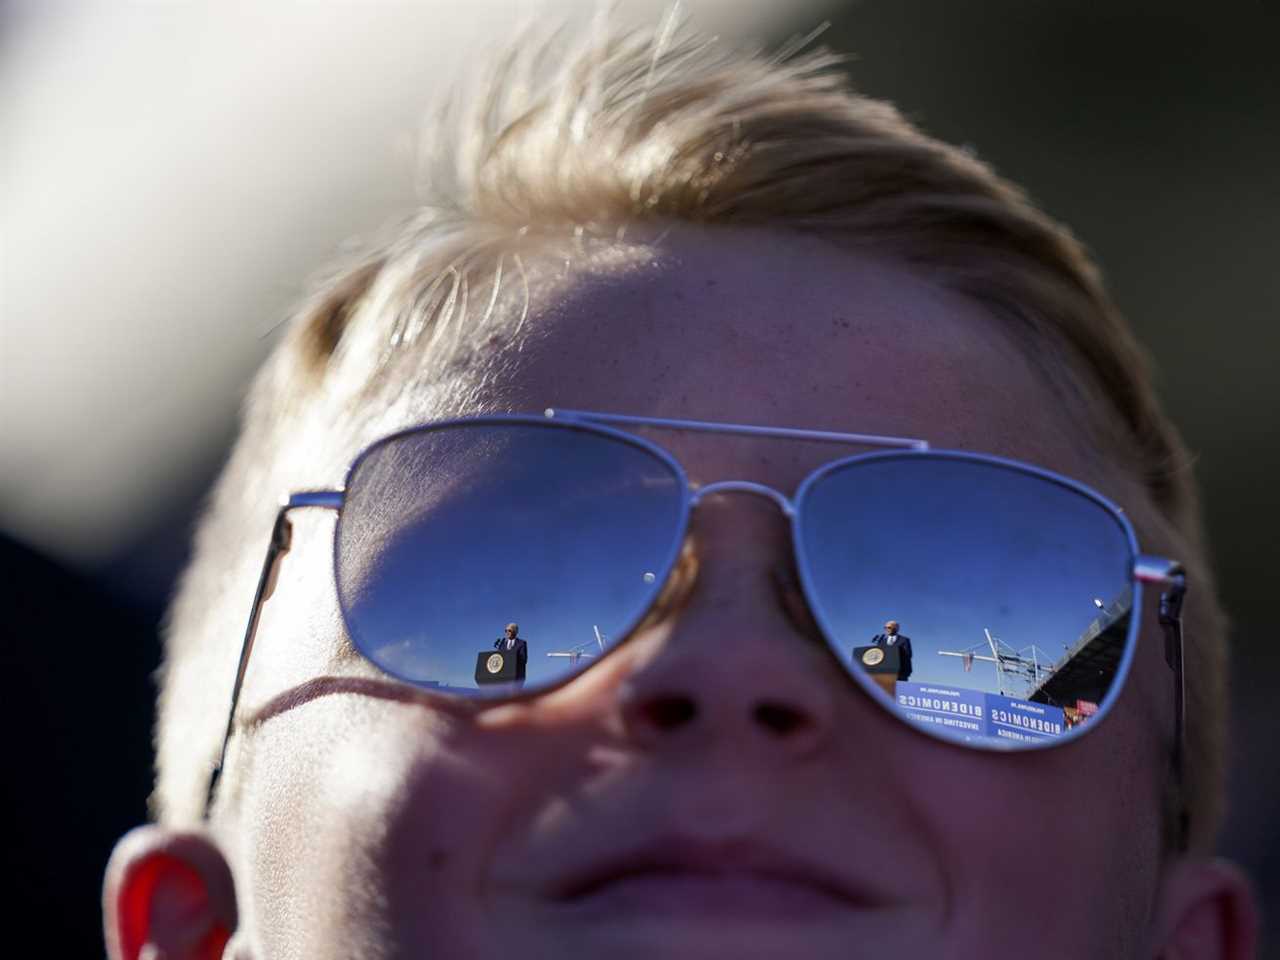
547, 836, 887, 914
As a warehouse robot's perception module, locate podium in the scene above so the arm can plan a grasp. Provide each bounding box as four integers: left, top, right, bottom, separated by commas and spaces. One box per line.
852, 644, 900, 697
475, 649, 526, 685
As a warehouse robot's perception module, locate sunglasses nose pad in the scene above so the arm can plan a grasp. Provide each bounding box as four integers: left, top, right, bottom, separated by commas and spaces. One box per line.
771, 564, 823, 644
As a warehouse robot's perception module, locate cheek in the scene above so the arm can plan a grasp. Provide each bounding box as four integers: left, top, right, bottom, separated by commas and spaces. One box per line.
915, 727, 1162, 951
241, 697, 588, 958
237, 705, 412, 958
236, 701, 493, 957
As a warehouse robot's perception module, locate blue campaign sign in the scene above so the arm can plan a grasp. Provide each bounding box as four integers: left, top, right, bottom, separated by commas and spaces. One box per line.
984, 693, 1066, 743
894, 682, 986, 737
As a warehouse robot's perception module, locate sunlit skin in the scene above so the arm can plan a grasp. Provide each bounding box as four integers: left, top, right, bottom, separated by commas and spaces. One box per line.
125, 226, 1244, 959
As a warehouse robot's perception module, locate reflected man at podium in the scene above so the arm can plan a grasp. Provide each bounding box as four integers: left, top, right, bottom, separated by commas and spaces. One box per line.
494, 622, 528, 683
870, 620, 913, 681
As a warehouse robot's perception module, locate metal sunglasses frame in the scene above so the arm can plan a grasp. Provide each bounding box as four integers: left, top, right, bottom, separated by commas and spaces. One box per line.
206, 408, 1189, 847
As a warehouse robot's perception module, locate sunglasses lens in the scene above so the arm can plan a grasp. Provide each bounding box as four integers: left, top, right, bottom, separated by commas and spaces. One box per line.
798, 455, 1134, 747
337, 422, 686, 694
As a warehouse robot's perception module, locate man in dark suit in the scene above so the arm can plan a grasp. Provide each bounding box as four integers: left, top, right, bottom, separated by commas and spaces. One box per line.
870, 620, 913, 681
494, 622, 528, 681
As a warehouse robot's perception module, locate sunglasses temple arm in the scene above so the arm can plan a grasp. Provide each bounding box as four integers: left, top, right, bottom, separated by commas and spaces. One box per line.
1157, 570, 1189, 852
204, 506, 295, 819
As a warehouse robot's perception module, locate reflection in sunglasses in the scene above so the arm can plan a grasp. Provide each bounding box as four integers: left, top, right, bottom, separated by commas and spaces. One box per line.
852, 587, 1131, 746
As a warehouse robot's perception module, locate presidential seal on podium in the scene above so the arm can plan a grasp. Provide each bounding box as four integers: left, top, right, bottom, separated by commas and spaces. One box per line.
476, 648, 524, 684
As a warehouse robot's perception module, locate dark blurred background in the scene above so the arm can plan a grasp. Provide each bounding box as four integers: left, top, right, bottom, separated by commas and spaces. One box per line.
2, 1, 1275, 954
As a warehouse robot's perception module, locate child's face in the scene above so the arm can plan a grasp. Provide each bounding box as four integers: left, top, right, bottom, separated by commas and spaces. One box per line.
211, 229, 1176, 959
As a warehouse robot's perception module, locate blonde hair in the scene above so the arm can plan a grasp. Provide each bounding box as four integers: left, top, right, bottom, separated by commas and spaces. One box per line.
156, 22, 1226, 849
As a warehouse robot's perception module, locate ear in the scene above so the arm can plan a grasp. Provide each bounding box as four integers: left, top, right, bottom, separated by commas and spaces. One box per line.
1149, 856, 1259, 959
103, 825, 238, 960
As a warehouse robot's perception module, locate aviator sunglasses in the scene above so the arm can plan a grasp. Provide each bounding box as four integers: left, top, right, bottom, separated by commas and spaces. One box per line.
207, 409, 1189, 845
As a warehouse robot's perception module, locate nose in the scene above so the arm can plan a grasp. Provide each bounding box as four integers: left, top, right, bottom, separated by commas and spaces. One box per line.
615, 492, 836, 762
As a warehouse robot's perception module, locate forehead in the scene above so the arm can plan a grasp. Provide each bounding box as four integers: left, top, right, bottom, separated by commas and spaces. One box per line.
463, 226, 1110, 492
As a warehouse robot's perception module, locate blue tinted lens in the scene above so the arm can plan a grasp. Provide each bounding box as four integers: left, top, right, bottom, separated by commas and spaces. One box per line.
336, 421, 687, 695
797, 454, 1135, 748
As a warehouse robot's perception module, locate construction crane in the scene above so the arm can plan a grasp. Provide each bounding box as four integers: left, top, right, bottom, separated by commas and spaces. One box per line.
545, 624, 609, 666
937, 628, 1054, 698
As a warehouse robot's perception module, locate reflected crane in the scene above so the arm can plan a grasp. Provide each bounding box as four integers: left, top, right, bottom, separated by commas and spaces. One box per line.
937, 628, 1054, 698
546, 624, 609, 666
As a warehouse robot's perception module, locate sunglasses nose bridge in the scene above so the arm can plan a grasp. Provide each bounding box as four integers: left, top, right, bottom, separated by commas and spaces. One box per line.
689, 480, 796, 518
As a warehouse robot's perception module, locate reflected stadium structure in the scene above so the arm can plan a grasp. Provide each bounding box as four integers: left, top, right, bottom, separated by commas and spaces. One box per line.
926, 587, 1131, 708
1029, 587, 1131, 710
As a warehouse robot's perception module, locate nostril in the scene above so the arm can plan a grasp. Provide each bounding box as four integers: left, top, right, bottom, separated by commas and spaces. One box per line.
753, 701, 809, 736
642, 695, 698, 730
